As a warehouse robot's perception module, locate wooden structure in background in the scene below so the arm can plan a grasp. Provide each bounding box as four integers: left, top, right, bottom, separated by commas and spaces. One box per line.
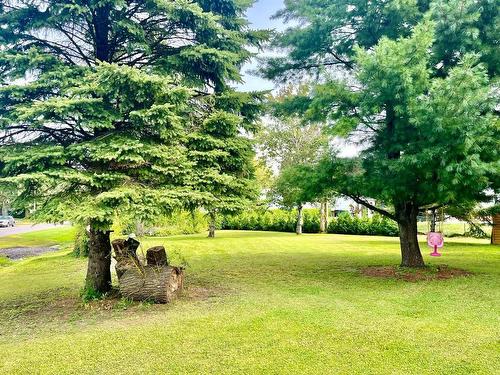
492, 214, 500, 245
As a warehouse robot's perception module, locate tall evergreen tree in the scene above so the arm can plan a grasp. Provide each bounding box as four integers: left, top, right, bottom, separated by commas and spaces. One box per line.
0, 0, 266, 293
261, 1, 499, 267
188, 91, 262, 238
278, 24, 498, 266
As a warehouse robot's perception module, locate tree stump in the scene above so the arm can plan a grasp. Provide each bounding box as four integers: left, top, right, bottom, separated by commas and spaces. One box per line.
111, 239, 183, 303
112, 238, 141, 279
146, 246, 168, 266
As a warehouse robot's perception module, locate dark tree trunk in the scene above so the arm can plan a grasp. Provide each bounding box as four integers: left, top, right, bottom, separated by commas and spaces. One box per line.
296, 204, 303, 235
93, 4, 111, 62
385, 103, 423, 267
396, 202, 425, 267
208, 211, 216, 238
85, 225, 112, 293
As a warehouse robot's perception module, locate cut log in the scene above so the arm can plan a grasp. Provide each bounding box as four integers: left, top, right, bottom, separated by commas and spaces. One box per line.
113, 238, 184, 303
112, 238, 142, 279
146, 246, 168, 266
119, 266, 184, 303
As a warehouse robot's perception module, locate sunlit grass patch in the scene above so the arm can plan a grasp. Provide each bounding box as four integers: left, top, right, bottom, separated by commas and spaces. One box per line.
0, 230, 498, 374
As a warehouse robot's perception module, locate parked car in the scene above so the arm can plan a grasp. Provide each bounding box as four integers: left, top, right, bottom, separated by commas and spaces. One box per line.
0, 216, 15, 227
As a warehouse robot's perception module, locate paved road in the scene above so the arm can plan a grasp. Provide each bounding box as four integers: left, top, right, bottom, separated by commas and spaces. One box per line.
0, 223, 68, 237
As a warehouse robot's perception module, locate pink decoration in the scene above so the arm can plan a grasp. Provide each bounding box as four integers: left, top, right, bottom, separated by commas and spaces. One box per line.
427, 232, 444, 257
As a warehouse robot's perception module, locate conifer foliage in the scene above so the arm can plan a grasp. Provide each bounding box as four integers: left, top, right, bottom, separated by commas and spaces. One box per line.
0, 0, 265, 293
261, 1, 499, 267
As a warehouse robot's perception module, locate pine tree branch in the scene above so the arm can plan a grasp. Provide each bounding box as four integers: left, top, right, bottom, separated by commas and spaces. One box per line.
54, 24, 93, 66
345, 194, 397, 221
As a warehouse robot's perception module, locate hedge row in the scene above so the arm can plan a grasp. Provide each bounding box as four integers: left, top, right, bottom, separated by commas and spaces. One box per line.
221, 209, 399, 237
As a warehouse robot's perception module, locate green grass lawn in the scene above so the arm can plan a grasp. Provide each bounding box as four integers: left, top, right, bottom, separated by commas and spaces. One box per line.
0, 226, 76, 249
0, 230, 498, 374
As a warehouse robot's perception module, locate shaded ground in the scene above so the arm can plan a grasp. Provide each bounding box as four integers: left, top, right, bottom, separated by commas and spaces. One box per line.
0, 245, 61, 260
362, 265, 472, 281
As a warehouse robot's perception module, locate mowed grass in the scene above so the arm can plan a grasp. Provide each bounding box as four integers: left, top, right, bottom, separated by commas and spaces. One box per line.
0, 226, 76, 249
0, 230, 499, 374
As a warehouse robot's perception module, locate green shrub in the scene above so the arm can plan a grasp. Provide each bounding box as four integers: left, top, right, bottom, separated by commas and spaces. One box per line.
222, 209, 398, 236
303, 209, 320, 233
110, 210, 208, 237
464, 224, 489, 239
73, 224, 90, 257
327, 212, 398, 236
149, 210, 208, 237
80, 285, 106, 302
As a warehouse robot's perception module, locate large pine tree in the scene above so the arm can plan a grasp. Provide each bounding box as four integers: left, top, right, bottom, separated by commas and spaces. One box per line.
260, 0, 499, 267
0, 0, 266, 293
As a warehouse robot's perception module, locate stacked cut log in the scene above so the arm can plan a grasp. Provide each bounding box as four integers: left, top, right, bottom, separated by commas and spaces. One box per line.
111, 238, 184, 303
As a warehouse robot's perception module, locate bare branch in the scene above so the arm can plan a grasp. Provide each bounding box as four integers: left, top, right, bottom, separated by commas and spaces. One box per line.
345, 194, 397, 221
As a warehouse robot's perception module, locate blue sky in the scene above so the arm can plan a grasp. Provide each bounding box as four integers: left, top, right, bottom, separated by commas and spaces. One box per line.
245, 0, 285, 31
238, 0, 285, 92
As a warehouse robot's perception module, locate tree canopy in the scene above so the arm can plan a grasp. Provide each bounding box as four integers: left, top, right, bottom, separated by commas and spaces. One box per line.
260, 0, 499, 267
261, 0, 498, 81
0, 0, 267, 292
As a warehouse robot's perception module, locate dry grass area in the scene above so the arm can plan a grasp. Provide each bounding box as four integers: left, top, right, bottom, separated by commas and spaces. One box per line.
361, 265, 472, 281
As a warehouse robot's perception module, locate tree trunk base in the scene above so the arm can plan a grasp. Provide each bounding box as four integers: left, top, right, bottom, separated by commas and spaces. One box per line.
320, 200, 328, 233
296, 205, 303, 235
397, 202, 425, 268
208, 214, 216, 238
492, 214, 500, 245
85, 227, 112, 294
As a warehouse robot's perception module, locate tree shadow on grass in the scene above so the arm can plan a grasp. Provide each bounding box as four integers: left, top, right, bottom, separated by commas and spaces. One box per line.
1, 239, 496, 340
